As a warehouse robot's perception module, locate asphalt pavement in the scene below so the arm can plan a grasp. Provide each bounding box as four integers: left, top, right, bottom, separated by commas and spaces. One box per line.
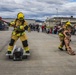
0, 30, 76, 75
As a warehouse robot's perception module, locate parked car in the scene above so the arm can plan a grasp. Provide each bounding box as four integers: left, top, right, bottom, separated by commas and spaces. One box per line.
4, 23, 9, 30
0, 23, 9, 30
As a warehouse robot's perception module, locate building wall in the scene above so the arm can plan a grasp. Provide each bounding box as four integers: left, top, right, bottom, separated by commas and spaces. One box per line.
45, 21, 56, 27
45, 17, 76, 26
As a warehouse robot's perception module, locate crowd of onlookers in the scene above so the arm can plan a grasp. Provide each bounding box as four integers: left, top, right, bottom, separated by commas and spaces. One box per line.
28, 23, 76, 35
28, 23, 40, 32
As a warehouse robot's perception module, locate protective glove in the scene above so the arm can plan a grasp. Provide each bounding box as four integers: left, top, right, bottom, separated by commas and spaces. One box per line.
15, 25, 24, 31
24, 25, 28, 30
20, 26, 24, 30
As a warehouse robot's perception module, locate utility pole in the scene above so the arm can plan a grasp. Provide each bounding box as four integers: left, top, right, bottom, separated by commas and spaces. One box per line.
56, 8, 58, 17
56, 8, 58, 25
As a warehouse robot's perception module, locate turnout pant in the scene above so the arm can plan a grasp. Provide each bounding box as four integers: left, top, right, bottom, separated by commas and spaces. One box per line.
64, 38, 75, 55
58, 35, 65, 49
8, 33, 29, 52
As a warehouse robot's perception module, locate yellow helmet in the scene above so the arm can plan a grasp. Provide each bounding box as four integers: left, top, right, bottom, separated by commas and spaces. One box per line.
17, 12, 24, 20
65, 21, 71, 27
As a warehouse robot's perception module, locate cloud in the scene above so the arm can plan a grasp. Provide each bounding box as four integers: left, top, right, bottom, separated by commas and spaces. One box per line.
0, 0, 76, 20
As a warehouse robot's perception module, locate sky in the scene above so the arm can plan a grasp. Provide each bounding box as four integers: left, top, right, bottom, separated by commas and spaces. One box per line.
0, 0, 76, 20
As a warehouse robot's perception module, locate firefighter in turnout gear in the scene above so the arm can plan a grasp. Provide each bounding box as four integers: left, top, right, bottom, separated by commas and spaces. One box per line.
7, 12, 30, 54
58, 25, 65, 51
63, 21, 75, 55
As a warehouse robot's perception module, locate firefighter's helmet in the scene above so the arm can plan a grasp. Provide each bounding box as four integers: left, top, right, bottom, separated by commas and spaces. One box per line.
17, 12, 24, 20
